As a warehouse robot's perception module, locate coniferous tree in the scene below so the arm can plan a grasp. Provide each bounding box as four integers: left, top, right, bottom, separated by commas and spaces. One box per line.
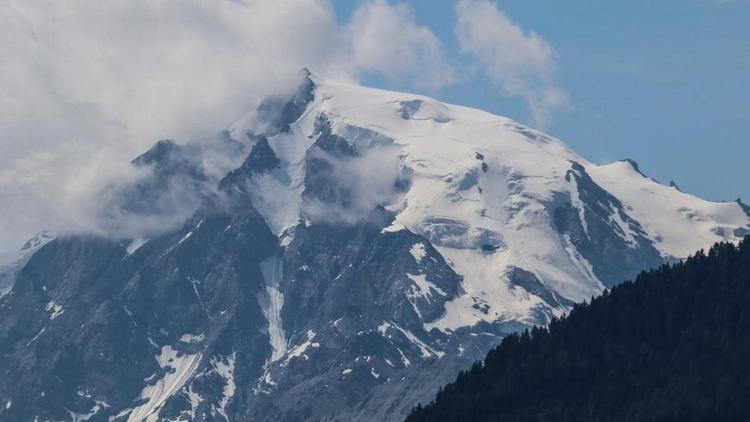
407, 237, 750, 422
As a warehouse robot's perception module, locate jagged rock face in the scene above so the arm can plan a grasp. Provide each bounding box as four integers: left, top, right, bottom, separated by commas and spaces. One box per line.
0, 237, 132, 420
247, 221, 465, 421
0, 191, 279, 421
1, 74, 749, 422
0, 189, 288, 420
113, 140, 211, 216
738, 199, 750, 219
551, 162, 665, 287
94, 133, 249, 242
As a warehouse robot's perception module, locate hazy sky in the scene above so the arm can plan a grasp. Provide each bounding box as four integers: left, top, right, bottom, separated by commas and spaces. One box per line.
0, 0, 747, 251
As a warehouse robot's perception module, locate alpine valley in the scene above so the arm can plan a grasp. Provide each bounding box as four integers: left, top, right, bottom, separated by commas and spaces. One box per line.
1, 72, 749, 421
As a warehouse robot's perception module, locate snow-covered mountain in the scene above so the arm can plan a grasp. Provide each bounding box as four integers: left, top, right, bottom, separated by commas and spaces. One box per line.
1, 72, 748, 421
227, 73, 749, 330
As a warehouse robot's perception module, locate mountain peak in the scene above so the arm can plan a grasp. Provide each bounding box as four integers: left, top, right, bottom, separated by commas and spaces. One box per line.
131, 139, 179, 166
620, 158, 648, 177
19, 230, 55, 252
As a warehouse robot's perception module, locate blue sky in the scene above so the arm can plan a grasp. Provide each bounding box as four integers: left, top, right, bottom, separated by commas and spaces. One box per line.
333, 0, 750, 202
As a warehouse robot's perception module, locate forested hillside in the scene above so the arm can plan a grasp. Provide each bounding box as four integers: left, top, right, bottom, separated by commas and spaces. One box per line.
407, 237, 750, 422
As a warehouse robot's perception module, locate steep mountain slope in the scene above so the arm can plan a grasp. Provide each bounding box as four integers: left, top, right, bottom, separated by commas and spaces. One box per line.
1, 73, 748, 421
407, 237, 750, 422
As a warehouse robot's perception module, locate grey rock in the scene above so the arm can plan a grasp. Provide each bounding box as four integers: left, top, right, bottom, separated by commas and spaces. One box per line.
551, 161, 665, 287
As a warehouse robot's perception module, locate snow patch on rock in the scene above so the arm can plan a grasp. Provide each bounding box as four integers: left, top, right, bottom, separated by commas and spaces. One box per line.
409, 243, 426, 263
283, 330, 320, 366
260, 257, 287, 363
45, 301, 64, 320
127, 346, 202, 422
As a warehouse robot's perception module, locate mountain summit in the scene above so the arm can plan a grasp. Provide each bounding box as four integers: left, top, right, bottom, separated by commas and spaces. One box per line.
1, 74, 748, 421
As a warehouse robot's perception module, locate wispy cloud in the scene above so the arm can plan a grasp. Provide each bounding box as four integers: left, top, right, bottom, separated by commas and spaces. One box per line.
454, 0, 568, 127
345, 0, 456, 92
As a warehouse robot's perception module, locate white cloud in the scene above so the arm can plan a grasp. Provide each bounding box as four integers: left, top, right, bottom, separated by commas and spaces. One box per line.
346, 0, 456, 92
0, 0, 455, 252
0, 0, 344, 251
454, 0, 568, 127
302, 133, 408, 225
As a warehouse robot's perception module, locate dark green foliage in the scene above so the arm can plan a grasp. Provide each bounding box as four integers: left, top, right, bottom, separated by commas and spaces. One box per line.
407, 237, 750, 422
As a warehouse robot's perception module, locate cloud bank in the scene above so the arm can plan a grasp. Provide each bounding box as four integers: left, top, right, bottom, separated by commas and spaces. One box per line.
0, 0, 348, 250
0, 0, 454, 251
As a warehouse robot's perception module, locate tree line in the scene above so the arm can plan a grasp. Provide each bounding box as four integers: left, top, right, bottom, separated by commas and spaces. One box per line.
407, 237, 750, 422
